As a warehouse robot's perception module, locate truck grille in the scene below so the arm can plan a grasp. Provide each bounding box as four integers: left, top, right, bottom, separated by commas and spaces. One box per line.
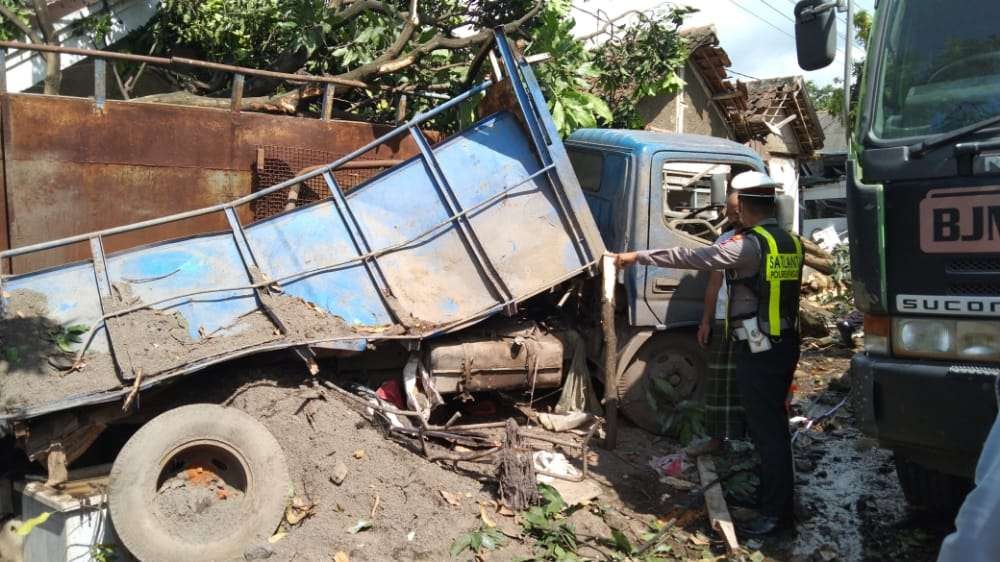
947, 258, 1000, 274
948, 282, 1000, 296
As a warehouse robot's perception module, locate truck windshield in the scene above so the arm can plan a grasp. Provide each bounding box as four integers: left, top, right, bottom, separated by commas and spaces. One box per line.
872, 0, 1000, 140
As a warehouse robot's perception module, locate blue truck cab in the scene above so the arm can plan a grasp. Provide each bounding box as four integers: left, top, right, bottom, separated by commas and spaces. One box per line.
564, 129, 766, 434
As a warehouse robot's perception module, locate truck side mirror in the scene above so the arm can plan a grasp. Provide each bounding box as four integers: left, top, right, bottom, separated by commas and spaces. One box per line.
710, 174, 727, 207
794, 0, 837, 70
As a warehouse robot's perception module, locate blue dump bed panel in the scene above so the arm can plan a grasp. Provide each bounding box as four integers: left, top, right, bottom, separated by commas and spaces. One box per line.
0, 34, 605, 421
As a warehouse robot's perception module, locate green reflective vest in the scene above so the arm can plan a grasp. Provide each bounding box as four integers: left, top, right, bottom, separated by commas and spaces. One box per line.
729, 223, 805, 337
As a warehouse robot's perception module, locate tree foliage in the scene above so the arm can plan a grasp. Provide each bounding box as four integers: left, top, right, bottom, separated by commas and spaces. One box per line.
146, 0, 692, 134
0, 1, 693, 134
592, 6, 694, 128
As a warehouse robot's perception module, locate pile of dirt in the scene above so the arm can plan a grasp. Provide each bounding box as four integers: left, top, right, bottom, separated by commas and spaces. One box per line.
0, 289, 120, 412
215, 369, 510, 561
155, 469, 249, 545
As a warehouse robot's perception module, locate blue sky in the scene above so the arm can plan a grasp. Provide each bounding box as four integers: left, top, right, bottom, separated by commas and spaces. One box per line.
571, 0, 869, 86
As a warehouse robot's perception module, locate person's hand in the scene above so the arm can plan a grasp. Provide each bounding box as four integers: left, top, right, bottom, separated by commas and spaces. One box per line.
613, 252, 640, 269
697, 320, 711, 347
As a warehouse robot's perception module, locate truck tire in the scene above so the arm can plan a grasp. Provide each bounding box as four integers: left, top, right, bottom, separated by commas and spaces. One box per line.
617, 332, 707, 435
109, 404, 290, 562
894, 454, 972, 515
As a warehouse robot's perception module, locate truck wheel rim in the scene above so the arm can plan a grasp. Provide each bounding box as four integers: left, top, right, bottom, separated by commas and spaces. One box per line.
152, 439, 252, 543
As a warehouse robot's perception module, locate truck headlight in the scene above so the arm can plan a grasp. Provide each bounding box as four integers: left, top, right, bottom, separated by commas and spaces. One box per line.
894, 318, 1000, 361
956, 321, 1000, 360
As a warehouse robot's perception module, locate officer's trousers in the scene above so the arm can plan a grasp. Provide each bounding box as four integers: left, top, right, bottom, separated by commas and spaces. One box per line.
733, 332, 800, 518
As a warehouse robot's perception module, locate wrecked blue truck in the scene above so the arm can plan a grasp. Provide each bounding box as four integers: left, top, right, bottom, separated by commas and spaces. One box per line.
0, 32, 766, 560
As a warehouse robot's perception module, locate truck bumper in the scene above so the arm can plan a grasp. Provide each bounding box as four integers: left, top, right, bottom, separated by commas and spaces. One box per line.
851, 353, 999, 477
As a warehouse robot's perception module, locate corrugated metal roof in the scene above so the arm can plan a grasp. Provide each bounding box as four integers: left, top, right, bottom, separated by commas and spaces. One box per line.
567, 128, 764, 163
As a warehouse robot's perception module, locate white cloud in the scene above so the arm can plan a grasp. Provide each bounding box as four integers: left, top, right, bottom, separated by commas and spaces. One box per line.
571, 0, 864, 86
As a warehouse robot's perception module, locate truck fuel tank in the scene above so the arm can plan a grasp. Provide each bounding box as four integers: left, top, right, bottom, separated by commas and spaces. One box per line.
426, 320, 564, 394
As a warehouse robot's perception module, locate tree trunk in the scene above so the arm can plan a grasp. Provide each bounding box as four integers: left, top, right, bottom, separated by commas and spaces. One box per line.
42, 50, 61, 95
799, 300, 833, 338
801, 237, 834, 260
31, 0, 61, 95
804, 253, 835, 275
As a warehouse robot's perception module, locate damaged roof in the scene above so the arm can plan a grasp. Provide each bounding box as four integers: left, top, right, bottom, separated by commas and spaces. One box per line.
733, 76, 826, 155
681, 25, 750, 124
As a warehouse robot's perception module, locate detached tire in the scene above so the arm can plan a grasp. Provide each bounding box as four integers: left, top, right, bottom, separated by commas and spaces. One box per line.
110, 404, 289, 562
617, 332, 707, 435
894, 455, 972, 516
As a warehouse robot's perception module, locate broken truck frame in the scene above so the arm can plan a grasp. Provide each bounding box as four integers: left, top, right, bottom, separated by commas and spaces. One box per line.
0, 30, 606, 468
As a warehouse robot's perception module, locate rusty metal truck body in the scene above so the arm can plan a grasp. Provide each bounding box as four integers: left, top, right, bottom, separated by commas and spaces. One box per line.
0, 33, 605, 427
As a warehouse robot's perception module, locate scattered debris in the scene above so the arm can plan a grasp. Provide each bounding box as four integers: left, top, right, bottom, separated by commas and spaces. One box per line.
243, 545, 274, 560
663, 476, 698, 491
330, 462, 348, 486
347, 519, 372, 534
353, 449, 365, 460
496, 419, 540, 511
285, 496, 315, 526
439, 490, 462, 508
267, 531, 287, 544
333, 552, 349, 562
697, 456, 739, 553
649, 452, 689, 478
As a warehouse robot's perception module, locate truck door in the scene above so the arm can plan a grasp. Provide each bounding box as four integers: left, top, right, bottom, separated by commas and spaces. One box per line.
566, 146, 630, 248
638, 154, 758, 328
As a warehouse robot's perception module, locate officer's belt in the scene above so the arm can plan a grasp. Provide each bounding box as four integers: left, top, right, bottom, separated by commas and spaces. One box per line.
731, 319, 791, 341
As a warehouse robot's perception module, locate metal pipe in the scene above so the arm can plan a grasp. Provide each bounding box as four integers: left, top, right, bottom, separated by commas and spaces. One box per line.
170, 56, 366, 88
0, 79, 492, 260
337, 159, 402, 169
93, 59, 105, 110
843, 0, 853, 149
0, 40, 170, 64
230, 73, 244, 112
0, 40, 366, 88
321, 84, 335, 121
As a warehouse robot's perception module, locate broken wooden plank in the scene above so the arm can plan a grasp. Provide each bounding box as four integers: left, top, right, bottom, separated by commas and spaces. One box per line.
696, 455, 739, 553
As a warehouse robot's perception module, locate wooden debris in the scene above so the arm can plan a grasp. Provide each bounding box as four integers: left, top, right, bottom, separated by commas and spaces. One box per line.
495, 419, 540, 511
696, 456, 739, 553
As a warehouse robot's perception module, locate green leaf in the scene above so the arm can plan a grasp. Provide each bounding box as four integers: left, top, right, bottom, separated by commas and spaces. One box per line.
4, 347, 19, 364
610, 528, 633, 554
750, 551, 765, 562
450, 533, 473, 556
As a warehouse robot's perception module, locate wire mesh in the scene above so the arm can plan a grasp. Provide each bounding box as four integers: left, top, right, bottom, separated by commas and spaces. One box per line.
251, 145, 392, 220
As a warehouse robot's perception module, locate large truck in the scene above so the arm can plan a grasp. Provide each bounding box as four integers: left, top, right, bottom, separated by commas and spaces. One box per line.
0, 31, 771, 560
795, 0, 1000, 511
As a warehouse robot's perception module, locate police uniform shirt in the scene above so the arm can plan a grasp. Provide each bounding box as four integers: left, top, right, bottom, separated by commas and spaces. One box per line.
635, 219, 782, 319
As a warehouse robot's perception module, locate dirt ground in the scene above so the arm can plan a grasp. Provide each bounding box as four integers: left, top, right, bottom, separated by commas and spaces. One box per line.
1, 338, 957, 562
130, 337, 952, 562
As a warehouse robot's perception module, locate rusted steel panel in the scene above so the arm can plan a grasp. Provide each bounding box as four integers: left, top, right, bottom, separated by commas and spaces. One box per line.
6, 162, 246, 272
1, 94, 426, 273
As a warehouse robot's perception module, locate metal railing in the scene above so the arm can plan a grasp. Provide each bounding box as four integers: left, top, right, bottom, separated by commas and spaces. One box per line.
0, 40, 365, 118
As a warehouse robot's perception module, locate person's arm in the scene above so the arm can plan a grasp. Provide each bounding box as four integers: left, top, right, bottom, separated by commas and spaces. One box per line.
615, 236, 756, 271
698, 271, 724, 347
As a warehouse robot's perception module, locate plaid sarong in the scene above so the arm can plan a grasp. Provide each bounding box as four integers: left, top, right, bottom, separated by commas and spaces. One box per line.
704, 320, 747, 440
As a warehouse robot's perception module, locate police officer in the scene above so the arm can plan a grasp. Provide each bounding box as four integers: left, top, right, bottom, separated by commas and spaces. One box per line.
615, 171, 804, 536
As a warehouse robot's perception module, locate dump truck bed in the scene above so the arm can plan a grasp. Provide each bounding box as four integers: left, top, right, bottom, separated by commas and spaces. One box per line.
0, 34, 605, 422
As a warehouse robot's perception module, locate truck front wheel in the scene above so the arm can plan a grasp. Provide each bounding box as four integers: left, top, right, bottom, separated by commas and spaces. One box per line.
617, 332, 707, 435
894, 454, 972, 515
109, 404, 290, 562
